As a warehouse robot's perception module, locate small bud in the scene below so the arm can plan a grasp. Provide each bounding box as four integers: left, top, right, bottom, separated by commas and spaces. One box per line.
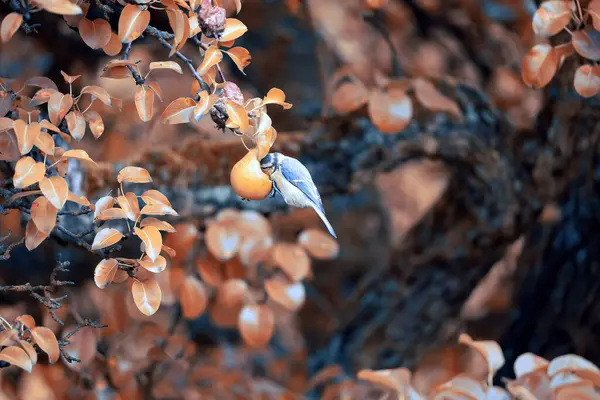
199, 0, 226, 39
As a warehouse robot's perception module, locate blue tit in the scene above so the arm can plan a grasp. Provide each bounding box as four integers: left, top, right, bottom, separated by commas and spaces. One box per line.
260, 152, 337, 238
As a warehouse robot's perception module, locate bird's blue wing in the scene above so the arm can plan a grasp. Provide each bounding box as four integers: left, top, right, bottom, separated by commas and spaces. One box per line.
280, 158, 324, 212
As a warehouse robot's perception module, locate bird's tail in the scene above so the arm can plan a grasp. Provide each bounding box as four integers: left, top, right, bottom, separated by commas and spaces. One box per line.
312, 204, 337, 239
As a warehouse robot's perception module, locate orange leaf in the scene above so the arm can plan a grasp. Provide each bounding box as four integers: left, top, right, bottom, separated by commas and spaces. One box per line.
459, 333, 506, 376
32, 0, 82, 15
39, 176, 68, 210
522, 44, 559, 88
135, 85, 154, 122
264, 276, 305, 311
96, 207, 128, 221
356, 368, 411, 393
225, 100, 249, 133
78, 17, 111, 49
91, 227, 124, 250
67, 192, 91, 207
39, 119, 61, 134
574, 64, 600, 98
298, 228, 339, 260
18, 340, 37, 365
25, 219, 48, 250
24, 76, 57, 91
254, 113, 274, 159
192, 91, 217, 122
590, 0, 600, 31
29, 88, 57, 107
238, 304, 274, 347
272, 242, 310, 281
84, 110, 104, 138
12, 120, 41, 155
1, 12, 23, 43
368, 86, 412, 134
224, 47, 251, 73
0, 346, 33, 372
179, 275, 208, 319
140, 217, 176, 232
65, 110, 86, 140
205, 222, 241, 261
62, 1, 88, 26
140, 203, 178, 216
118, 4, 150, 43
80, 85, 112, 106
135, 226, 162, 261
149, 61, 183, 74
160, 97, 196, 124
117, 192, 140, 221
216, 278, 248, 307
413, 78, 462, 119
262, 87, 292, 109
60, 70, 81, 84
139, 254, 167, 273
532, 1, 574, 37
166, 8, 189, 56
131, 278, 161, 316
197, 46, 223, 77
31, 196, 57, 235
47, 92, 73, 125
141, 189, 171, 207
30, 327, 59, 364
94, 196, 114, 219
331, 81, 368, 114
61, 149, 98, 167
103, 32, 122, 56
148, 81, 163, 102
572, 29, 600, 61
13, 156, 45, 188
34, 131, 55, 155
94, 258, 128, 288
220, 18, 247, 42
117, 166, 152, 183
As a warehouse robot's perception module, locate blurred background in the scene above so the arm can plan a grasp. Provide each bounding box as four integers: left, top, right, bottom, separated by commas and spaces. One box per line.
2, 0, 600, 398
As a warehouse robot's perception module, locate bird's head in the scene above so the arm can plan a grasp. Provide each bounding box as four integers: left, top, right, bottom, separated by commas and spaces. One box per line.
259, 152, 279, 176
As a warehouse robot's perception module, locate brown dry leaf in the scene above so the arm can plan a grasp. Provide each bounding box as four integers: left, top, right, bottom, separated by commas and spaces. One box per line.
94, 258, 128, 288
78, 17, 112, 49
140, 203, 179, 216
148, 81, 163, 102
67, 192, 91, 207
80, 86, 112, 106
65, 110, 86, 140
197, 46, 223, 76
141, 189, 171, 207
39, 119, 61, 134
514, 353, 550, 378
571, 29, 600, 61
573, 64, 600, 98
433, 375, 486, 399
13, 120, 41, 155
39, 176, 68, 210
30, 327, 59, 363
94, 196, 114, 219
368, 86, 412, 134
590, 0, 600, 30
548, 354, 600, 385
255, 126, 276, 160
197, 257, 224, 287
60, 70, 81, 84
239, 236, 273, 268
205, 222, 241, 261
149, 61, 183, 74
31, 193, 59, 235
24, 76, 58, 91
47, 92, 73, 125
101, 65, 132, 79
135, 226, 162, 261
135, 85, 155, 122
61, 149, 97, 167
216, 279, 248, 308
0, 117, 13, 132
18, 340, 37, 365
413, 78, 462, 119
140, 217, 176, 232
33, 0, 82, 15
262, 87, 292, 109
117, 166, 152, 183
179, 275, 208, 319
117, 192, 140, 221
298, 228, 339, 260
25, 219, 48, 250
96, 208, 127, 221
118, 4, 150, 43
92, 227, 124, 250
458, 334, 505, 376
225, 47, 251, 73
264, 276, 305, 312
103, 32, 122, 56
193, 91, 217, 122
139, 255, 167, 274
532, 1, 574, 37
272, 242, 310, 281
62, 1, 87, 26
1, 12, 23, 43
160, 97, 196, 124
238, 304, 274, 347
0, 128, 20, 161
13, 156, 45, 188
521, 44, 559, 88
29, 88, 57, 107
0, 346, 33, 372
166, 8, 189, 56
220, 18, 247, 42
34, 131, 55, 155
356, 367, 411, 393
332, 81, 368, 114
225, 100, 249, 132
85, 110, 105, 138
131, 278, 161, 316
